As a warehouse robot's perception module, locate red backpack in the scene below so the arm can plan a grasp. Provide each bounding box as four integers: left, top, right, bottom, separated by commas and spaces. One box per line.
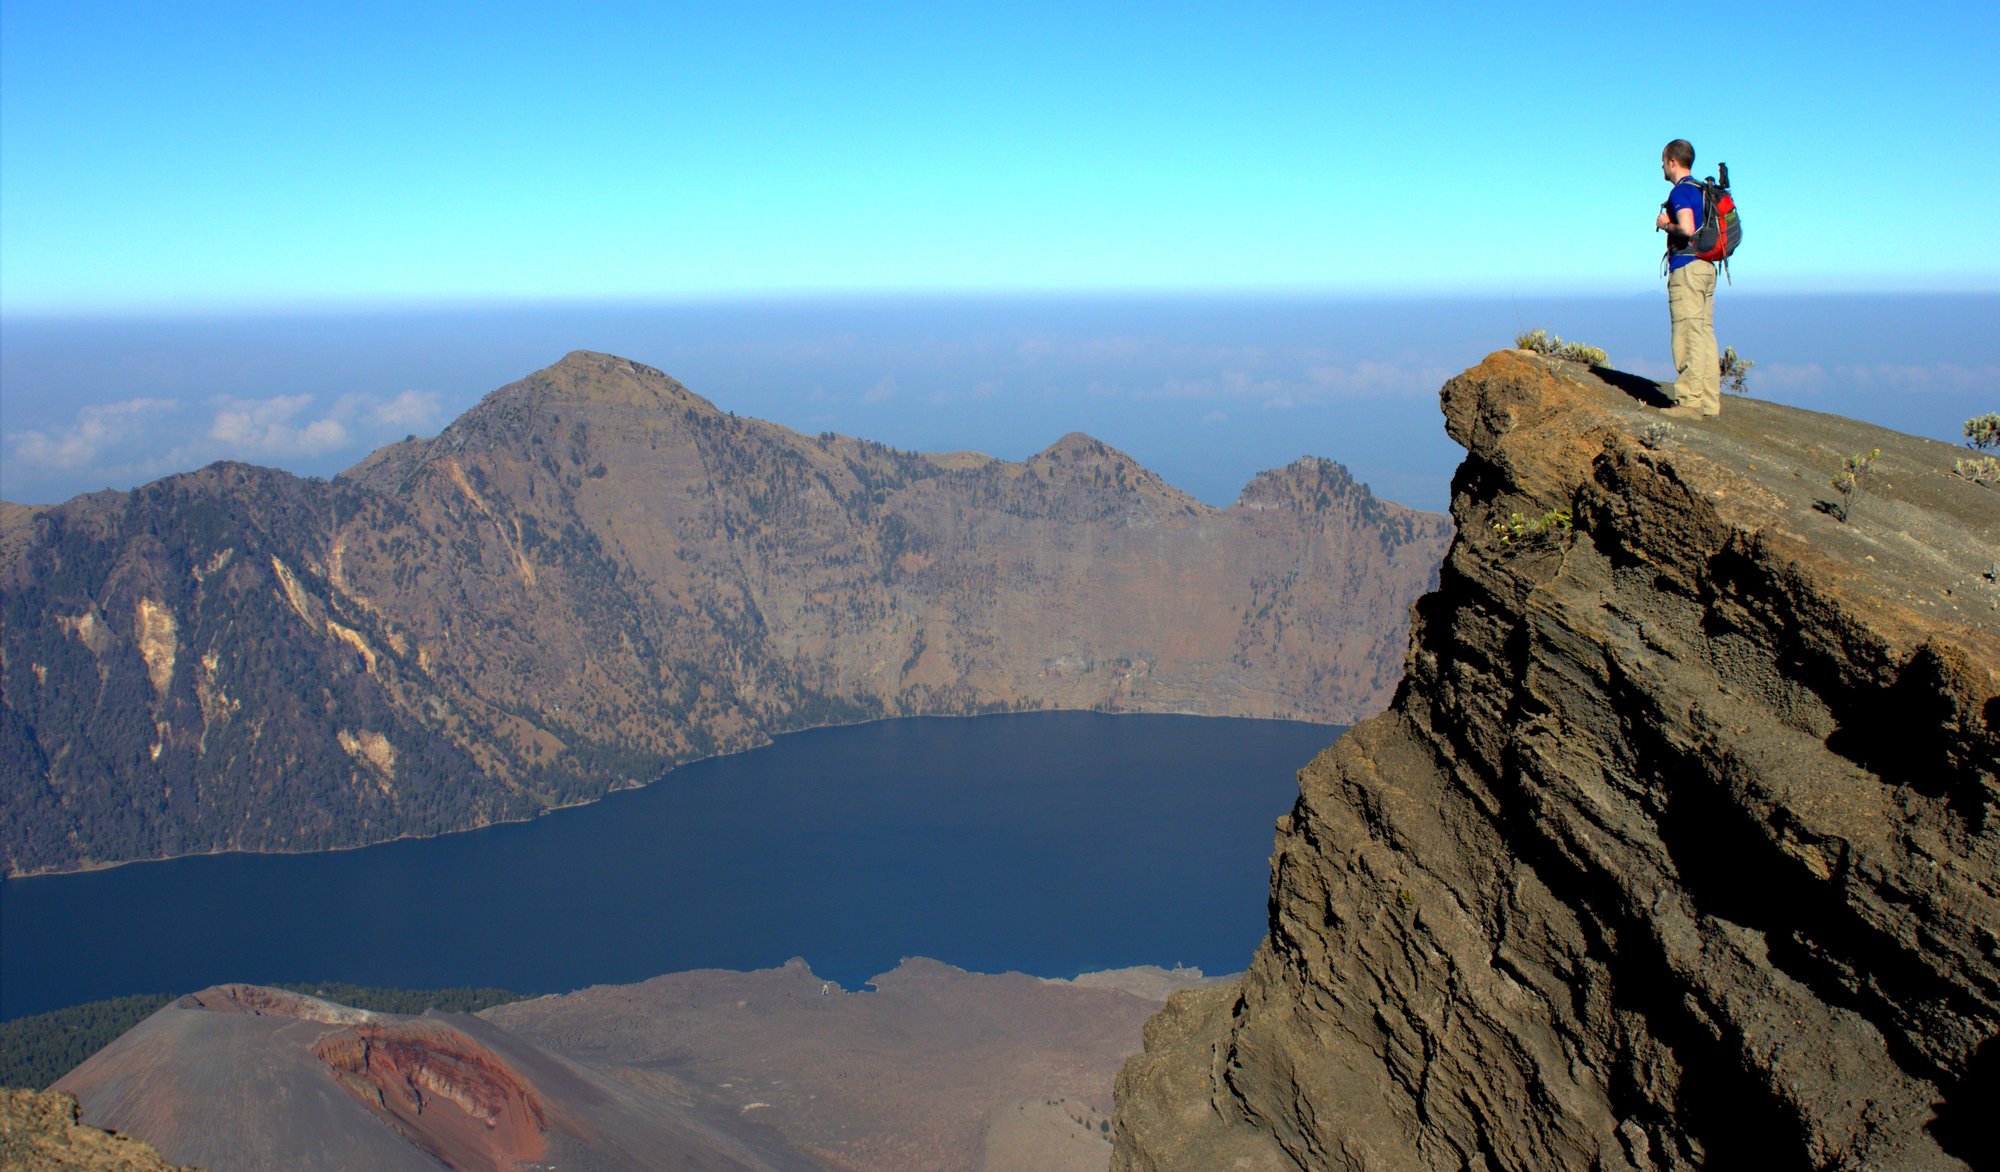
1668, 163, 1743, 280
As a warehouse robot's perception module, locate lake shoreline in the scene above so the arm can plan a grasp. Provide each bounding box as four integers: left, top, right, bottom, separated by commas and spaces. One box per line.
4, 705, 1340, 882
2, 712, 1341, 1021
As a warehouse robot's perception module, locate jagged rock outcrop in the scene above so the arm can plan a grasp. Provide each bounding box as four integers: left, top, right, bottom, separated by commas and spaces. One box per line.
1113, 351, 1999, 1169
0, 1087, 199, 1171
0, 350, 1449, 875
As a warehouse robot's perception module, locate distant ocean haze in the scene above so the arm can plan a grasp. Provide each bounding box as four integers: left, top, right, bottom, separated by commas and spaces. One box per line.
5, 293, 1992, 514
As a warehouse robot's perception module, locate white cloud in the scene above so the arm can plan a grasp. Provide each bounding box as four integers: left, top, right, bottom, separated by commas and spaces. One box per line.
860, 377, 896, 406
1115, 357, 1447, 410
1755, 362, 1829, 394
9, 398, 178, 470
4, 384, 471, 502
1617, 357, 1676, 382
1755, 362, 2000, 397
371, 389, 445, 430
1842, 363, 2000, 393
207, 394, 350, 455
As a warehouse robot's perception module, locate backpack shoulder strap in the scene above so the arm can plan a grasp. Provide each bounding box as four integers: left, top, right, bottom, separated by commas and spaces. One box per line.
1664, 177, 1709, 258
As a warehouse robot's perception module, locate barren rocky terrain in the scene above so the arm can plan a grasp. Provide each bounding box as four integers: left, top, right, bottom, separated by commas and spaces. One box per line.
1113, 351, 1999, 1168
51, 960, 1213, 1171
27, 352, 1993, 1170
0, 1087, 195, 1171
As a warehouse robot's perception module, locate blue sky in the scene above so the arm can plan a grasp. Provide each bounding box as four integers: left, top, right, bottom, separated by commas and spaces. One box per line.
5, 1, 1995, 310
1, 3, 1995, 509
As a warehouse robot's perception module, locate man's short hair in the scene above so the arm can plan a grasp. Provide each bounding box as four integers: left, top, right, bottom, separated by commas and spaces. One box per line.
1663, 139, 1695, 169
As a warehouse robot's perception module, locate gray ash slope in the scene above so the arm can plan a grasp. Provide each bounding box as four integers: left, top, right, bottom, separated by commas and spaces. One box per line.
55, 961, 1202, 1172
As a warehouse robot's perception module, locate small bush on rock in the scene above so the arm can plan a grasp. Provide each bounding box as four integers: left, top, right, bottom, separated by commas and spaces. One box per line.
1720, 347, 1755, 394
1515, 330, 1607, 367
1555, 341, 1609, 366
1830, 449, 1880, 523
1493, 508, 1574, 548
1953, 455, 2000, 486
1963, 413, 2000, 452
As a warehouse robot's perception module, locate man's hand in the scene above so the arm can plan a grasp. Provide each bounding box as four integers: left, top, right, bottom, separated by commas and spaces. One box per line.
1656, 209, 1673, 231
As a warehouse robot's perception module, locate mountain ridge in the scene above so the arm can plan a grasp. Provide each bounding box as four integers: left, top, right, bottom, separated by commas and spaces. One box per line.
2, 350, 1450, 876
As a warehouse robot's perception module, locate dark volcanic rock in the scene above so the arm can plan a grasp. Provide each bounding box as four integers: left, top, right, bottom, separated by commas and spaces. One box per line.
1, 351, 1448, 875
1113, 351, 1999, 1169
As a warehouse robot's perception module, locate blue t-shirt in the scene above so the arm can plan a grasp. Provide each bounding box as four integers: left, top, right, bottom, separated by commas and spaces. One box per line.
1665, 178, 1705, 271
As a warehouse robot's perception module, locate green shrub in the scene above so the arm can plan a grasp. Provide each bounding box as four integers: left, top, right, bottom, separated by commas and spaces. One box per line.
1964, 413, 2000, 452
1555, 341, 1608, 366
1514, 329, 1606, 367
1830, 449, 1880, 523
1953, 455, 2000, 485
1720, 347, 1755, 394
1492, 507, 1574, 548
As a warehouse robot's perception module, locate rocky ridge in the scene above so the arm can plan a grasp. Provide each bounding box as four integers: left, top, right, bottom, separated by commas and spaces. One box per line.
1112, 351, 1999, 1169
0, 351, 1448, 875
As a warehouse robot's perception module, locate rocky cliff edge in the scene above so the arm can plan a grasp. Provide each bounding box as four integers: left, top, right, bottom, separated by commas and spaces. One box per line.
1113, 350, 1999, 1169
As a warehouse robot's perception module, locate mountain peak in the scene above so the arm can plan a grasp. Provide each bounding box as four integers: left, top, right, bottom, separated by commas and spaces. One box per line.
342, 352, 723, 487
1037, 431, 1112, 458
1233, 456, 1370, 511
524, 350, 712, 411
554, 348, 622, 367
1019, 432, 1204, 513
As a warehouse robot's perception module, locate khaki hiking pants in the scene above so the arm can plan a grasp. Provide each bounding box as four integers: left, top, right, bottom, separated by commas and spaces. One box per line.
1668, 260, 1720, 414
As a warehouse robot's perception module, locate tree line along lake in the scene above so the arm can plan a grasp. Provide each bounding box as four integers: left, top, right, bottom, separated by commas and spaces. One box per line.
1, 711, 1341, 1020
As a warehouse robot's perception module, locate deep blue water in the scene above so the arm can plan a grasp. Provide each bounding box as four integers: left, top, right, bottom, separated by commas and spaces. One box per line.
0, 712, 1339, 1020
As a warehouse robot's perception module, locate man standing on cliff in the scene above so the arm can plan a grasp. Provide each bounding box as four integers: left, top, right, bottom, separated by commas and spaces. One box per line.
1656, 139, 1720, 416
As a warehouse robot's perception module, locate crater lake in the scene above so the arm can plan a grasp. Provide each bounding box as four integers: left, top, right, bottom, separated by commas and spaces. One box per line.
1, 712, 1339, 1018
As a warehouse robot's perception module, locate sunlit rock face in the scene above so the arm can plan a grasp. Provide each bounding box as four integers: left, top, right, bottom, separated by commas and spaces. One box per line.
1113, 351, 1999, 1170
2, 349, 1448, 876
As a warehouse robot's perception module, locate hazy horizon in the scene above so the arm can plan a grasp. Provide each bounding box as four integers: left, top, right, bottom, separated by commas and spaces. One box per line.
4, 6, 1994, 512
4, 291, 1994, 515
